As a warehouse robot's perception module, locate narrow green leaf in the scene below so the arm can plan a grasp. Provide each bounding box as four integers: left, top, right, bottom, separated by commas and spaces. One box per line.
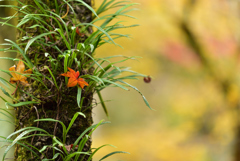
0, 111, 14, 123
74, 135, 89, 161
83, 52, 105, 71
87, 144, 116, 161
5, 101, 38, 109
72, 120, 110, 149
67, 0, 99, 18
99, 151, 130, 161
65, 152, 90, 161
119, 80, 154, 110
0, 86, 12, 99
25, 31, 56, 53
77, 23, 116, 45
33, 0, 47, 14
97, 90, 108, 117
63, 53, 69, 85
34, 118, 67, 144
77, 86, 82, 108
4, 39, 32, 68
42, 153, 61, 161
54, 0, 60, 14
44, 66, 59, 90
0, 119, 15, 125
101, 79, 128, 90
0, 108, 14, 118
0, 96, 8, 103
17, 15, 31, 28
55, 28, 71, 50
1, 137, 41, 160
3, 128, 49, 160
66, 112, 85, 134
82, 75, 104, 85
52, 137, 68, 154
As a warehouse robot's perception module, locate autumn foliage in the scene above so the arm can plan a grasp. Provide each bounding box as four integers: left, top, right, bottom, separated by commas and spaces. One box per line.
9, 60, 32, 86
61, 67, 88, 88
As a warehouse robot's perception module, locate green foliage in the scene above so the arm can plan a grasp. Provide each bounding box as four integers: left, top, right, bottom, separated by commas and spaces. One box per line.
0, 0, 151, 117
1, 113, 125, 161
0, 0, 151, 160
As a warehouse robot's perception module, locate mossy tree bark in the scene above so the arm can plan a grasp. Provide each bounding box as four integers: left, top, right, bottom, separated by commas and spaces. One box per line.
14, 0, 94, 160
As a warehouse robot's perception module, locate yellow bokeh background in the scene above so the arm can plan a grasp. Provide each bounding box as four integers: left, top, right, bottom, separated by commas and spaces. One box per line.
92, 0, 240, 161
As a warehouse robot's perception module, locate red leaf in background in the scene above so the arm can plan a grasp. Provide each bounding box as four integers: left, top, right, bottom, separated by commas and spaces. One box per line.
161, 41, 200, 67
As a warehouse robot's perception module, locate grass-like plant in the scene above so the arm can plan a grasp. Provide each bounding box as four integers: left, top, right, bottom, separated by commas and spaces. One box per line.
0, 0, 152, 160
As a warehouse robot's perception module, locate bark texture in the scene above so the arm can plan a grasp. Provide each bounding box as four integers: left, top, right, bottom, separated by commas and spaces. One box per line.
14, 0, 94, 160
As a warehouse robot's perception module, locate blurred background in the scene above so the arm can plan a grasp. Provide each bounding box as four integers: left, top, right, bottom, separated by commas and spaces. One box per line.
92, 0, 240, 161
0, 1, 16, 160
1, 0, 240, 161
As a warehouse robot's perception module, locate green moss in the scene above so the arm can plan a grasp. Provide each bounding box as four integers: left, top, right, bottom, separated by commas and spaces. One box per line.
14, 0, 94, 160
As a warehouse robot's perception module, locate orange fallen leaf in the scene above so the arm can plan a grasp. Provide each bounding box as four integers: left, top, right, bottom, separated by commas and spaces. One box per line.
9, 60, 32, 86
61, 67, 88, 89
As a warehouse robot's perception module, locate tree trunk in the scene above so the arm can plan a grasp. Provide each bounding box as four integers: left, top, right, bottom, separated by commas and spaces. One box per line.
14, 0, 94, 160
